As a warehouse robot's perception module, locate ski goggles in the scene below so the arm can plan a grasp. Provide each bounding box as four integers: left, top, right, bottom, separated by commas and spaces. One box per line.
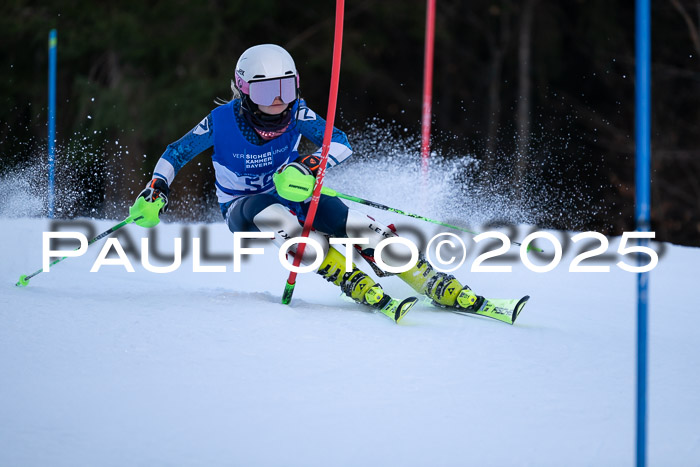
238, 76, 298, 106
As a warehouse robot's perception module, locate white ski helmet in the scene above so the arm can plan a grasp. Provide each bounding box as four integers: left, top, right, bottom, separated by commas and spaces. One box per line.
233, 44, 300, 134
234, 44, 300, 106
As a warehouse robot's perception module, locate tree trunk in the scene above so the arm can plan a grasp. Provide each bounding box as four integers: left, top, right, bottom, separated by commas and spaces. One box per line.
481, 6, 513, 177
515, 0, 538, 194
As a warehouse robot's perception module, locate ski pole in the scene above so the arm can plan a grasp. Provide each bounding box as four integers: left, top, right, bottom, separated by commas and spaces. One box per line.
15, 215, 138, 287
320, 186, 543, 253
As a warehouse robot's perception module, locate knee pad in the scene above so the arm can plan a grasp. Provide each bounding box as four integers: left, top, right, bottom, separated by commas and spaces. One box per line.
253, 204, 329, 268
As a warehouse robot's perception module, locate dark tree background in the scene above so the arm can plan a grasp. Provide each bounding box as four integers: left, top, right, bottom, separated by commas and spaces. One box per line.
1, 1, 699, 245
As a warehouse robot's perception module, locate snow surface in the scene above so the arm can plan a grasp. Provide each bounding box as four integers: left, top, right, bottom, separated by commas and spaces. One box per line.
1, 214, 698, 467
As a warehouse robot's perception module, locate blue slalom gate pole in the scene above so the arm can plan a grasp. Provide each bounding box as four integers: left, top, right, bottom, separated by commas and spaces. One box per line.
635, 0, 651, 466
48, 29, 57, 218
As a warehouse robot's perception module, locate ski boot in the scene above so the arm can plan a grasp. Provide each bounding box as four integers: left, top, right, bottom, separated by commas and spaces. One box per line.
317, 247, 417, 323
397, 254, 479, 307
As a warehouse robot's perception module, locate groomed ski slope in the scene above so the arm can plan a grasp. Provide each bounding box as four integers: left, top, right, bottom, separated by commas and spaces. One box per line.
1, 216, 698, 467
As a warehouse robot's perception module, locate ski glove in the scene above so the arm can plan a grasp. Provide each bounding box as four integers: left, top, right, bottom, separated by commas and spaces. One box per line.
273, 162, 316, 202
130, 178, 169, 228
296, 154, 322, 176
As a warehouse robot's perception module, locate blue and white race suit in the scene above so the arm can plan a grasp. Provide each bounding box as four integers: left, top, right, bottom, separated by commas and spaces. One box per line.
150, 98, 352, 230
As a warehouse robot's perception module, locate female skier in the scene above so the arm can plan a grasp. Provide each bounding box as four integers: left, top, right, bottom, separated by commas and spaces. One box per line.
130, 44, 481, 323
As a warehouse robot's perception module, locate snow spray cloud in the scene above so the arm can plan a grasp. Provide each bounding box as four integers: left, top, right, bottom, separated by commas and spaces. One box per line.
0, 123, 220, 222
0, 165, 45, 217
338, 117, 609, 232
0, 128, 111, 218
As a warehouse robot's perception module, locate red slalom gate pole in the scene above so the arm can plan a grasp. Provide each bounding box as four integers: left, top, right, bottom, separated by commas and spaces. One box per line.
282, 0, 345, 304
420, 0, 436, 181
